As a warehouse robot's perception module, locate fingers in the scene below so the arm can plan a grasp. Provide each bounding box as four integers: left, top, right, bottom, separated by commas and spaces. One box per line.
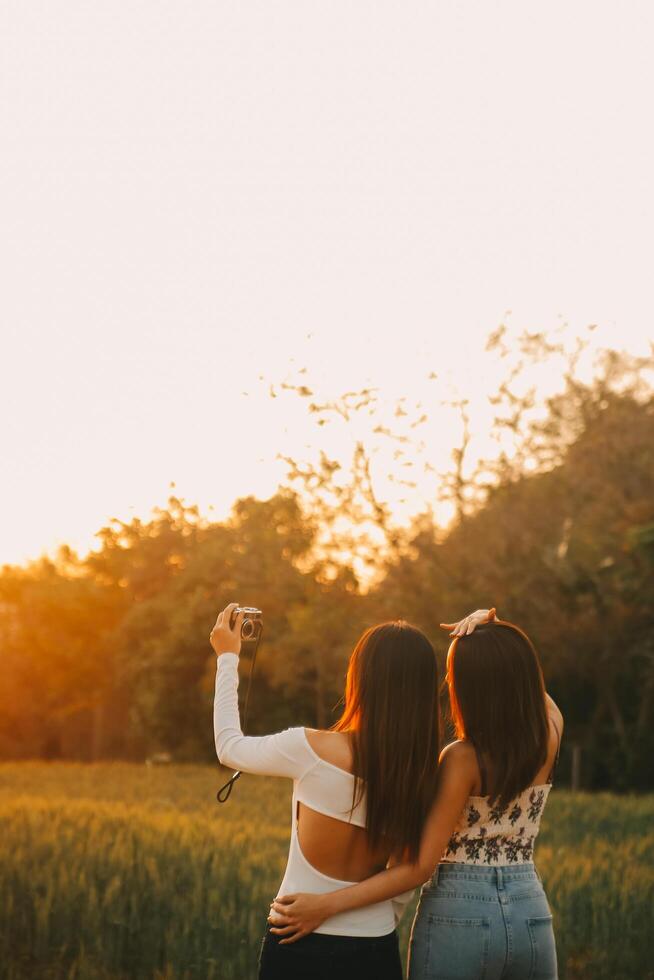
268, 924, 299, 936
441, 609, 497, 638
279, 932, 307, 945
268, 902, 294, 920
268, 897, 296, 923
211, 603, 240, 642
451, 618, 468, 637
223, 602, 239, 630
438, 609, 495, 633
267, 912, 295, 926
215, 602, 238, 633
274, 894, 297, 905
270, 901, 294, 914
267, 891, 306, 944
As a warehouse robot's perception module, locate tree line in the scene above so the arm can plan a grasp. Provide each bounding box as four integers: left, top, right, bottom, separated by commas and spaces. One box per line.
1, 332, 652, 791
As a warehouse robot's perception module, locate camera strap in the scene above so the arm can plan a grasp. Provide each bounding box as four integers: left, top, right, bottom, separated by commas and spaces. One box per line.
216, 624, 263, 804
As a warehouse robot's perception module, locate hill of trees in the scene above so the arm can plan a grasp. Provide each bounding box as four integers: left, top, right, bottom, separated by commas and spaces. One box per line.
1, 336, 652, 791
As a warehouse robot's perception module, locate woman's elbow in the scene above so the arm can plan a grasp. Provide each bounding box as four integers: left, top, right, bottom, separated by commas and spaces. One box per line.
414, 861, 435, 886
215, 733, 239, 768
402, 860, 433, 888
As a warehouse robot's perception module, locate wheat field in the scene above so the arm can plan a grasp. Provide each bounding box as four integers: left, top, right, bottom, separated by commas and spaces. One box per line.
0, 763, 651, 980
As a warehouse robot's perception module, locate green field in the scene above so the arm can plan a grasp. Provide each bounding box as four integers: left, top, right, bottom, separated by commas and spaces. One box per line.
0, 763, 652, 980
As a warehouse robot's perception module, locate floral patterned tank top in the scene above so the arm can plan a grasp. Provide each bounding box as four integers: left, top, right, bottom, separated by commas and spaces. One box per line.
443, 718, 561, 866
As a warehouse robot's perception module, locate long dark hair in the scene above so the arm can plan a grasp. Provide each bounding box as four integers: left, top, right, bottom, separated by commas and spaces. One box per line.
332, 621, 441, 863
447, 620, 549, 809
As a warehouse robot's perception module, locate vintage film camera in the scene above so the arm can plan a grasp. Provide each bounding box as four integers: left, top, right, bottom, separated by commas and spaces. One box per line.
229, 605, 263, 642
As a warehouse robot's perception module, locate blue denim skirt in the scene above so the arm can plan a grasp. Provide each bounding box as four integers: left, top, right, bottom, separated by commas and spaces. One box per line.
407, 861, 558, 980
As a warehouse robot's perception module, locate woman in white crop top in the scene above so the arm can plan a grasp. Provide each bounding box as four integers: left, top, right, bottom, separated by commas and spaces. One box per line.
269, 611, 563, 980
211, 602, 442, 980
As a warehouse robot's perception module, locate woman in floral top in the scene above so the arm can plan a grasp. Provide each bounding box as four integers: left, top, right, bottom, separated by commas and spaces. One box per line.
269, 609, 563, 980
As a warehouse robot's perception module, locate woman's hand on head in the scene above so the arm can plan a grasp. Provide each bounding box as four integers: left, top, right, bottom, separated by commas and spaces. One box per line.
267, 892, 332, 944
209, 602, 245, 656
440, 608, 496, 637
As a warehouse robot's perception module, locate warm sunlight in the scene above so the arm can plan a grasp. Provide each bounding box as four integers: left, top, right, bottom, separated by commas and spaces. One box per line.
1, 4, 652, 979
2, 2, 652, 568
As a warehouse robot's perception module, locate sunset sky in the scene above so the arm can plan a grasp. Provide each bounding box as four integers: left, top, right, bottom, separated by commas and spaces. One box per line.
1, 1, 652, 567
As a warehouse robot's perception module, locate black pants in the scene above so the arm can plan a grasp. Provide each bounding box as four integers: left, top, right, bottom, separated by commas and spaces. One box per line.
258, 922, 404, 980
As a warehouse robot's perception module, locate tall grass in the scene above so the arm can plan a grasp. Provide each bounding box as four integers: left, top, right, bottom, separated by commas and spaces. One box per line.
0, 763, 651, 980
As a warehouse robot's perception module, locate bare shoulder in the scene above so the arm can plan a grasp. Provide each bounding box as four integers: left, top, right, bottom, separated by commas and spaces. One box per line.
303, 727, 354, 772
436, 739, 477, 796
546, 692, 565, 732
438, 739, 478, 774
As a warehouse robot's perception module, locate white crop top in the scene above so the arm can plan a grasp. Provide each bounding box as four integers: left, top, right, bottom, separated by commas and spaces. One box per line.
213, 652, 414, 936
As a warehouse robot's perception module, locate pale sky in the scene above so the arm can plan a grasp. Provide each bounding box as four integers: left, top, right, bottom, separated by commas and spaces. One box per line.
1, 1, 652, 567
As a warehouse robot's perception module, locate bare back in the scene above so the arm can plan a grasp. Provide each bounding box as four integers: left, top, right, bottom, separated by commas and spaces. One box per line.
299, 729, 391, 881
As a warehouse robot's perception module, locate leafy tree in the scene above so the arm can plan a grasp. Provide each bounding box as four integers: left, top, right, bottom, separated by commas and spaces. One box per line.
0, 549, 123, 759
1, 332, 652, 793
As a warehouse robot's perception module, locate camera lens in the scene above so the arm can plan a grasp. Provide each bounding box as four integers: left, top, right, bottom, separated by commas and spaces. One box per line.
242, 619, 254, 639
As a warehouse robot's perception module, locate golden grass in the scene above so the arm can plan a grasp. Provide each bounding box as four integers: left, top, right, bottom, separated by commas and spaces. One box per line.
0, 763, 651, 980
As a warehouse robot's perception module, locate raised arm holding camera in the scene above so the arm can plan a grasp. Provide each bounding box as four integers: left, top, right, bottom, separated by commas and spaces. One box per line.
211, 601, 443, 980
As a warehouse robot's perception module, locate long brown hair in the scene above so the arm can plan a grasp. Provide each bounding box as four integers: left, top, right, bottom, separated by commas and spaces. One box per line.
332, 621, 441, 863
447, 620, 549, 809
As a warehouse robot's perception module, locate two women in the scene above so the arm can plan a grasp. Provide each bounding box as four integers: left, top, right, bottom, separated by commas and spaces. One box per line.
212, 602, 561, 979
